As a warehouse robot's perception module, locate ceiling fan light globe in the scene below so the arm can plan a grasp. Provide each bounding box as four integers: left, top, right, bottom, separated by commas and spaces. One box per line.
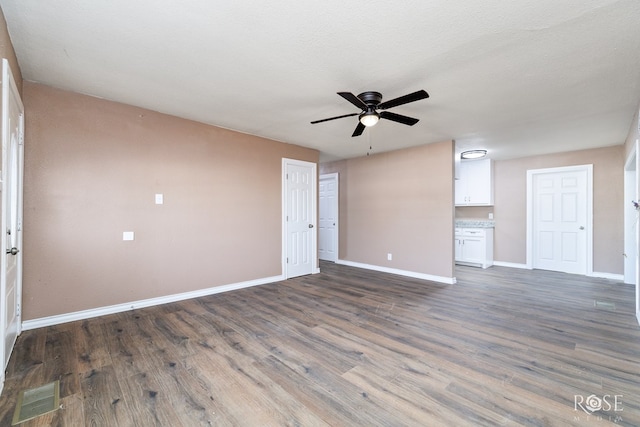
359, 112, 380, 127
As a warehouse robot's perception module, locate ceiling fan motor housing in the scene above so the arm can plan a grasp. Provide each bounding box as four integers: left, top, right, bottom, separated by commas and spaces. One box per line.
358, 91, 383, 107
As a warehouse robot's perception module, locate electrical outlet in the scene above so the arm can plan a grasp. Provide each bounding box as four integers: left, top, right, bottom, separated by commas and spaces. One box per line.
387, 253, 392, 261
488, 213, 494, 219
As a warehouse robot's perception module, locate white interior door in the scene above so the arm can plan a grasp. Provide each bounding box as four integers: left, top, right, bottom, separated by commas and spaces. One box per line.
528, 165, 591, 275
319, 173, 338, 262
283, 159, 317, 278
0, 58, 24, 385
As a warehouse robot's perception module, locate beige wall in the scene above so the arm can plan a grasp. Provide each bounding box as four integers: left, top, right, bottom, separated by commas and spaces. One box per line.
458, 146, 623, 274
0, 6, 21, 93
23, 82, 318, 320
321, 141, 455, 279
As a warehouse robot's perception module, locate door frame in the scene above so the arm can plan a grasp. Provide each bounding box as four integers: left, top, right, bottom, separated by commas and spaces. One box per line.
625, 140, 640, 324
319, 173, 339, 262
526, 164, 593, 274
624, 142, 638, 286
282, 158, 318, 278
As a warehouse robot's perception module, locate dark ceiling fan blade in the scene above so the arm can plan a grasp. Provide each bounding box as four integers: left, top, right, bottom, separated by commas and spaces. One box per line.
378, 90, 429, 110
310, 112, 359, 124
351, 122, 366, 137
338, 92, 368, 110
380, 111, 419, 126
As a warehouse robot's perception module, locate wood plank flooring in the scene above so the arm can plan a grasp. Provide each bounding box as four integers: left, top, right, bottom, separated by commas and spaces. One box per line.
0, 262, 639, 426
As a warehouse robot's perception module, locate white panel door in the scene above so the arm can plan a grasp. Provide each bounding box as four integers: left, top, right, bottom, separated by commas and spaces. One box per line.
1, 59, 24, 381
284, 160, 317, 278
532, 168, 588, 274
319, 174, 337, 262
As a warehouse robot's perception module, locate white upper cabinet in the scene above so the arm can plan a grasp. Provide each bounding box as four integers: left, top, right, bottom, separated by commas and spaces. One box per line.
455, 158, 494, 206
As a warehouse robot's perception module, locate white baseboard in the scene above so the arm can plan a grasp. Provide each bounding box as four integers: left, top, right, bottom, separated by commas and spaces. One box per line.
588, 271, 624, 281
22, 274, 284, 331
492, 262, 623, 282
336, 259, 456, 285
493, 261, 529, 269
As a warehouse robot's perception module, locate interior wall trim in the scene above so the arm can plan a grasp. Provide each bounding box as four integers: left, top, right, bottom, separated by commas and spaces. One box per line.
21, 274, 284, 331
336, 259, 456, 285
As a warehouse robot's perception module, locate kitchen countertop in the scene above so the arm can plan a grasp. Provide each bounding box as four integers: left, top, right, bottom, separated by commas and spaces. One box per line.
455, 219, 495, 228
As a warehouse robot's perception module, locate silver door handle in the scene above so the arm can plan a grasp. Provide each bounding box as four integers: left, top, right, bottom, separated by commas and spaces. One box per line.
579, 226, 585, 230
308, 224, 314, 228
6, 247, 19, 255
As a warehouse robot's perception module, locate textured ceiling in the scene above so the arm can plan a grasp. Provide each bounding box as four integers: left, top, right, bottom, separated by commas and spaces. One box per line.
2, 0, 640, 161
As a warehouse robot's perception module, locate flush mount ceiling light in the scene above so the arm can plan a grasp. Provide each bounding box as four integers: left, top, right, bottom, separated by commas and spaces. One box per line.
460, 149, 487, 160
359, 110, 380, 127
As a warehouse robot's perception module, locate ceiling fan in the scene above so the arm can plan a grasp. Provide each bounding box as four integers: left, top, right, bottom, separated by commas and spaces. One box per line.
311, 89, 429, 137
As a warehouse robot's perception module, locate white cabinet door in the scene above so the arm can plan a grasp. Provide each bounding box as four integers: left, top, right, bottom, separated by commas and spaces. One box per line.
455, 237, 463, 261
454, 227, 494, 268
455, 159, 493, 206
454, 176, 467, 205
465, 160, 493, 205
461, 237, 484, 264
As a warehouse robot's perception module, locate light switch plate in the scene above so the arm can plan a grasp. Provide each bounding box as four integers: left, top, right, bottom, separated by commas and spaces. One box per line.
123, 231, 135, 241
155, 194, 164, 205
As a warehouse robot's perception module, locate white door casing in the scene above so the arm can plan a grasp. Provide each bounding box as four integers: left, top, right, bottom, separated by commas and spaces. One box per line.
625, 138, 640, 325
319, 173, 338, 262
527, 165, 592, 275
624, 143, 637, 286
0, 58, 24, 391
282, 159, 317, 278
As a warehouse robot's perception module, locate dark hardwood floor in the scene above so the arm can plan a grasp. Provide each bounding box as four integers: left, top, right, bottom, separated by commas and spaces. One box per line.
0, 262, 639, 426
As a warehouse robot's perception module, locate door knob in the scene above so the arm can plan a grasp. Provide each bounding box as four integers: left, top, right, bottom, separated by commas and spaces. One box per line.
6, 247, 19, 255
579, 226, 585, 230
308, 224, 314, 228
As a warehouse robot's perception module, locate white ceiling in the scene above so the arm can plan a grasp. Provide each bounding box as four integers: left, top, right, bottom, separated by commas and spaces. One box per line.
2, 0, 640, 161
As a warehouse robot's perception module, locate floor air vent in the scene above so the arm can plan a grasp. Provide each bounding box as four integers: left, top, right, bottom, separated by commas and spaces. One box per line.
12, 380, 60, 425
594, 300, 616, 310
